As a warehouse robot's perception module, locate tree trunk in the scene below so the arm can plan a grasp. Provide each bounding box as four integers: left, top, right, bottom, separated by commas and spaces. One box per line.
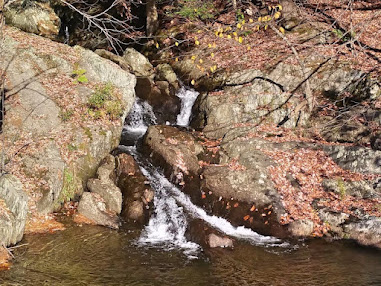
146, 0, 158, 37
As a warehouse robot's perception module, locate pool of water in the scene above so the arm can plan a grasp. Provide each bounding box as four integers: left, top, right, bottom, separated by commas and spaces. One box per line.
1, 221, 380, 286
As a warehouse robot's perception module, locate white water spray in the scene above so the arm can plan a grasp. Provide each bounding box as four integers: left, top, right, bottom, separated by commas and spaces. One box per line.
121, 86, 287, 258
176, 87, 199, 126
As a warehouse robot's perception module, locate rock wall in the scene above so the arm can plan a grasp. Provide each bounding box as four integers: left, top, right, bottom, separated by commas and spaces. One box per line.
0, 26, 136, 241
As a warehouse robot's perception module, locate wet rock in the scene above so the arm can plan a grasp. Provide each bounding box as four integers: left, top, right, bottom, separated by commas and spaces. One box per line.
0, 175, 28, 246
135, 77, 180, 124
122, 48, 154, 77
185, 219, 233, 249
288, 219, 314, 237
77, 192, 119, 229
143, 125, 203, 178
4, 0, 60, 39
208, 233, 234, 248
117, 154, 154, 224
344, 217, 381, 248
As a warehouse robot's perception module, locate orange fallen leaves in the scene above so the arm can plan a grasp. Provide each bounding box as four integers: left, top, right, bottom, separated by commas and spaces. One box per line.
265, 148, 381, 236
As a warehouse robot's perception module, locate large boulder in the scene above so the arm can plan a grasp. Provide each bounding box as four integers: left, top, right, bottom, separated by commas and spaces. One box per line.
122, 48, 154, 78
191, 60, 374, 139
0, 26, 135, 218
134, 77, 180, 124
143, 125, 203, 178
343, 217, 381, 248
0, 175, 28, 246
4, 0, 60, 39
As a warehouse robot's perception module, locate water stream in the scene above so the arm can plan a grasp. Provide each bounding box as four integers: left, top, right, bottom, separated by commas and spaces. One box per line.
121, 86, 285, 257
1, 87, 381, 285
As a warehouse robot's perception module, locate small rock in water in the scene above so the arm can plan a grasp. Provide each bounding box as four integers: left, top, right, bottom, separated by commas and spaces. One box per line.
208, 233, 234, 248
288, 219, 314, 237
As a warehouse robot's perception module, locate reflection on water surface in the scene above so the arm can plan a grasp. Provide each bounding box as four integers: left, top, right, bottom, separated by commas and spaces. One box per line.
1, 222, 380, 286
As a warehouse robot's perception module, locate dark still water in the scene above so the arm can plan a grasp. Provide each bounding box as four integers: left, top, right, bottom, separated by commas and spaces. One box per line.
1, 223, 380, 286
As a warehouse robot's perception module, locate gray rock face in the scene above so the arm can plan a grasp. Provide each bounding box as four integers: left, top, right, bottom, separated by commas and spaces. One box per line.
324, 145, 381, 174
202, 166, 276, 206
288, 219, 314, 237
344, 218, 381, 248
85, 154, 122, 215
191, 60, 373, 139
77, 192, 119, 229
4, 0, 60, 39
87, 179, 122, 215
1, 28, 135, 214
0, 175, 28, 246
122, 48, 154, 77
322, 179, 379, 199
155, 64, 179, 89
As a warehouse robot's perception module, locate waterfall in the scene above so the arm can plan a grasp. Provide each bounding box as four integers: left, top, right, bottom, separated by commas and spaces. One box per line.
176, 87, 199, 127
121, 86, 287, 258
121, 99, 157, 145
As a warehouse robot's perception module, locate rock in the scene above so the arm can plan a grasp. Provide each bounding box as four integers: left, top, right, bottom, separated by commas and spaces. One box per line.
143, 125, 203, 177
371, 133, 381, 151
288, 219, 314, 237
202, 166, 276, 207
155, 64, 179, 89
96, 155, 117, 183
1, 27, 135, 214
192, 59, 368, 139
135, 77, 180, 124
94, 49, 133, 72
122, 48, 154, 77
87, 179, 122, 215
318, 209, 349, 236
116, 153, 154, 224
323, 145, 381, 174
344, 217, 381, 248
322, 179, 379, 199
185, 218, 233, 249
171, 59, 226, 91
208, 233, 234, 248
0, 175, 28, 246
4, 0, 60, 39
77, 192, 119, 229
86, 155, 122, 214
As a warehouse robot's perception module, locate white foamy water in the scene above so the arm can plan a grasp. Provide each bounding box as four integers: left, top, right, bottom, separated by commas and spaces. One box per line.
123, 99, 157, 136
138, 163, 286, 249
176, 87, 199, 127
121, 86, 287, 258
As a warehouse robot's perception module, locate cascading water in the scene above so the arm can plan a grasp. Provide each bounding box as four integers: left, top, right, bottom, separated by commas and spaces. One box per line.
121, 86, 286, 258
121, 98, 157, 145
176, 86, 199, 127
